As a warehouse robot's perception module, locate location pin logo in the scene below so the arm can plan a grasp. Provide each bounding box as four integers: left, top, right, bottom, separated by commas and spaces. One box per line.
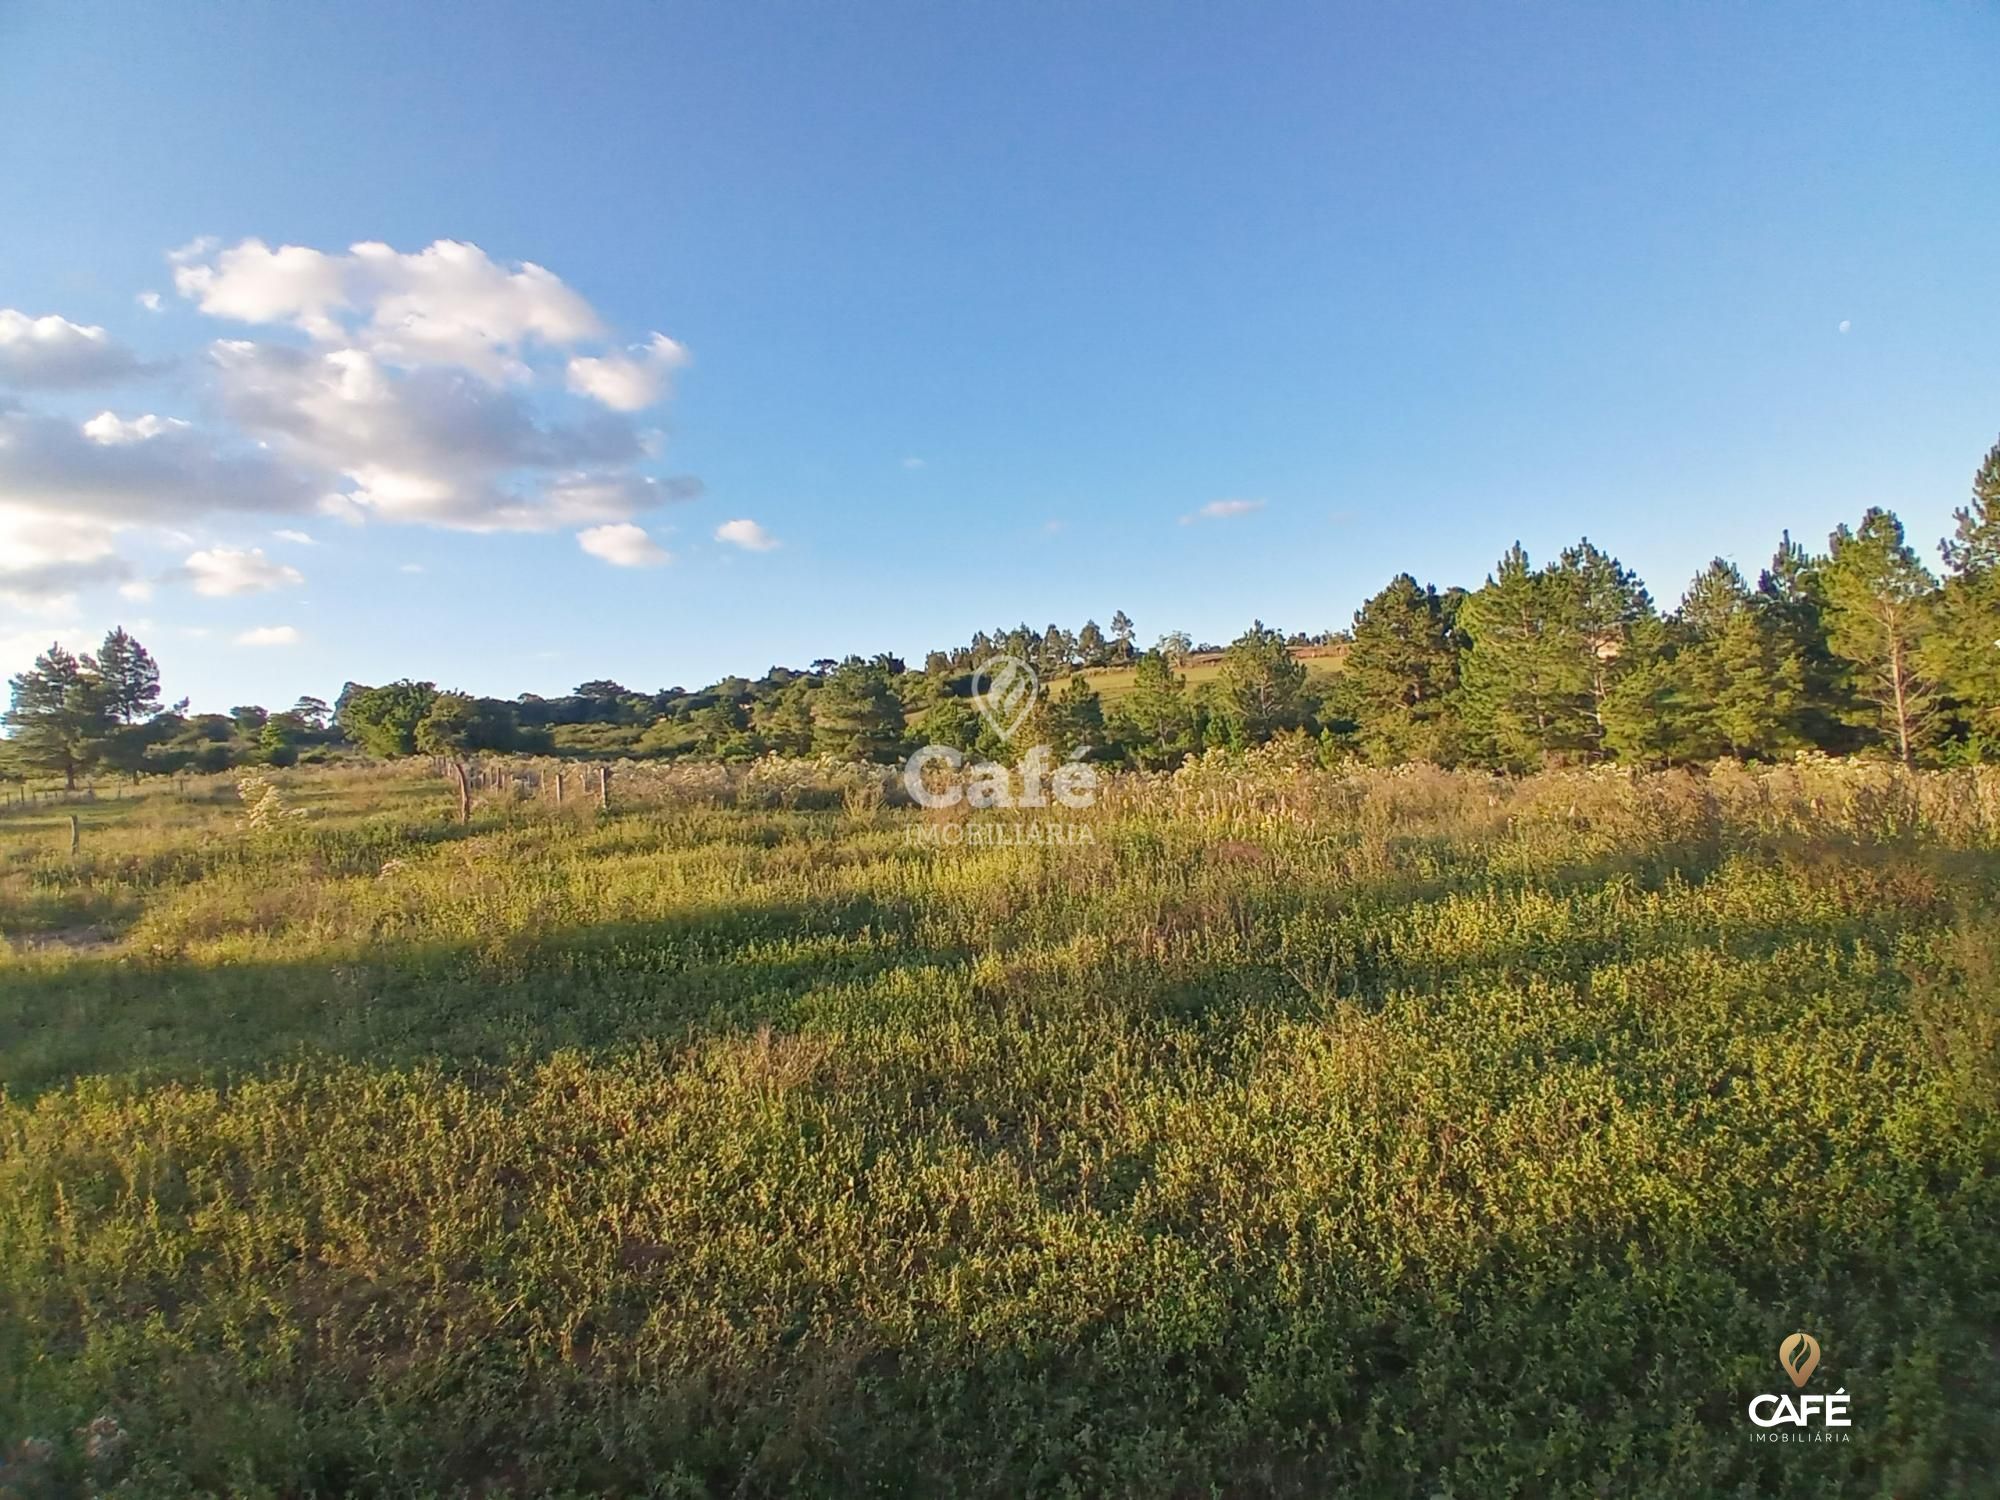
1779, 1332, 1820, 1388
973, 655, 1039, 744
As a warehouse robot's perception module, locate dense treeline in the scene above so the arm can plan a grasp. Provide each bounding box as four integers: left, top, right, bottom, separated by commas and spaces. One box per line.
8, 436, 2000, 782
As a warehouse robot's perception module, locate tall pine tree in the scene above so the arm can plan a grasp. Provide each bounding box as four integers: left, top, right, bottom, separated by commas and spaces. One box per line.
4, 644, 110, 788
1757, 531, 1853, 752
92, 627, 162, 725
1341, 573, 1462, 765
1821, 508, 1938, 766
1673, 560, 1803, 760
1924, 435, 2000, 749
1115, 650, 1197, 769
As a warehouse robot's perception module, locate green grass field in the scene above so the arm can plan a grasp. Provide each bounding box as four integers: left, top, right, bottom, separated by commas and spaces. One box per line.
3, 756, 1998, 1496
1074, 644, 1343, 706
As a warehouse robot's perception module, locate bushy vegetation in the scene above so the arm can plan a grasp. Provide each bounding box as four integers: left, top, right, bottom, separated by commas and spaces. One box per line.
2, 756, 1997, 1495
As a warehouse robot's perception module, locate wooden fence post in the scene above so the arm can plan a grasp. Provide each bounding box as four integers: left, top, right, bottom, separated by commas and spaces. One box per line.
598, 765, 610, 810
68, 814, 80, 855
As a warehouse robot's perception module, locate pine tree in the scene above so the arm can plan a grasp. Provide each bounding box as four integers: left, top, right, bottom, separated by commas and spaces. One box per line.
810, 660, 906, 761
1457, 545, 1578, 767
1757, 531, 1852, 751
1601, 620, 1693, 765
1040, 674, 1104, 757
1116, 651, 1196, 769
912, 680, 981, 753
1551, 539, 1654, 755
1924, 435, 2000, 746
3, 644, 110, 788
1711, 607, 1804, 758
1821, 508, 1938, 766
1342, 574, 1462, 765
1679, 559, 1751, 641
1673, 560, 1803, 760
1036, 624, 1073, 676
92, 627, 161, 724
1215, 621, 1307, 743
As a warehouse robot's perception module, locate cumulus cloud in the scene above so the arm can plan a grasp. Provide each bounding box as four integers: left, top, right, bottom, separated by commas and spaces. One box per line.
0, 404, 318, 532
715, 518, 779, 552
181, 545, 305, 597
174, 238, 603, 380
1180, 498, 1266, 524
0, 237, 702, 602
567, 333, 688, 412
209, 340, 696, 532
577, 522, 669, 567
0, 310, 152, 388
234, 624, 300, 647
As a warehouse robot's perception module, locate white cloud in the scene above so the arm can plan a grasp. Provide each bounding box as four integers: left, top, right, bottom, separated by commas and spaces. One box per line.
119, 579, 154, 602
0, 508, 120, 573
0, 405, 317, 527
902, 456, 926, 470
0, 238, 704, 594
210, 340, 698, 532
714, 517, 779, 552
1838, 319, 1852, 334
577, 522, 669, 567
398, 562, 425, 573
567, 332, 688, 412
0, 408, 316, 601
234, 624, 300, 647
182, 546, 305, 597
174, 238, 603, 380
1181, 498, 1266, 524
0, 310, 151, 388
81, 411, 188, 445
136, 291, 164, 313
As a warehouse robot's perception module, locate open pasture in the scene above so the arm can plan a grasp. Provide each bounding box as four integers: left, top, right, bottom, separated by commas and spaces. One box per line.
2, 757, 1997, 1496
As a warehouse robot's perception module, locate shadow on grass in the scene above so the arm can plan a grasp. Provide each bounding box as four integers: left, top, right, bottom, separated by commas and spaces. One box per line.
8, 840, 1995, 1103
0, 894, 959, 1100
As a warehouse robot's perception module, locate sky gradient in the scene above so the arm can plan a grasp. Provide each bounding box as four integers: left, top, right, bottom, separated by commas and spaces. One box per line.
2, 1, 1997, 712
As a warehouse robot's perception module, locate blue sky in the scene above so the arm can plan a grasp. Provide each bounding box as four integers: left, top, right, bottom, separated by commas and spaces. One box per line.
1, 1, 1996, 712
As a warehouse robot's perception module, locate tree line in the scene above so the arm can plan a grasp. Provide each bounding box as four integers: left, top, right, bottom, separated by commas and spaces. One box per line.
9, 436, 2000, 783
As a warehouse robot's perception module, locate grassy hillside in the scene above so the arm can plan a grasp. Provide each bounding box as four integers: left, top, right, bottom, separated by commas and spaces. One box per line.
2, 757, 1997, 1496
1075, 642, 1345, 705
